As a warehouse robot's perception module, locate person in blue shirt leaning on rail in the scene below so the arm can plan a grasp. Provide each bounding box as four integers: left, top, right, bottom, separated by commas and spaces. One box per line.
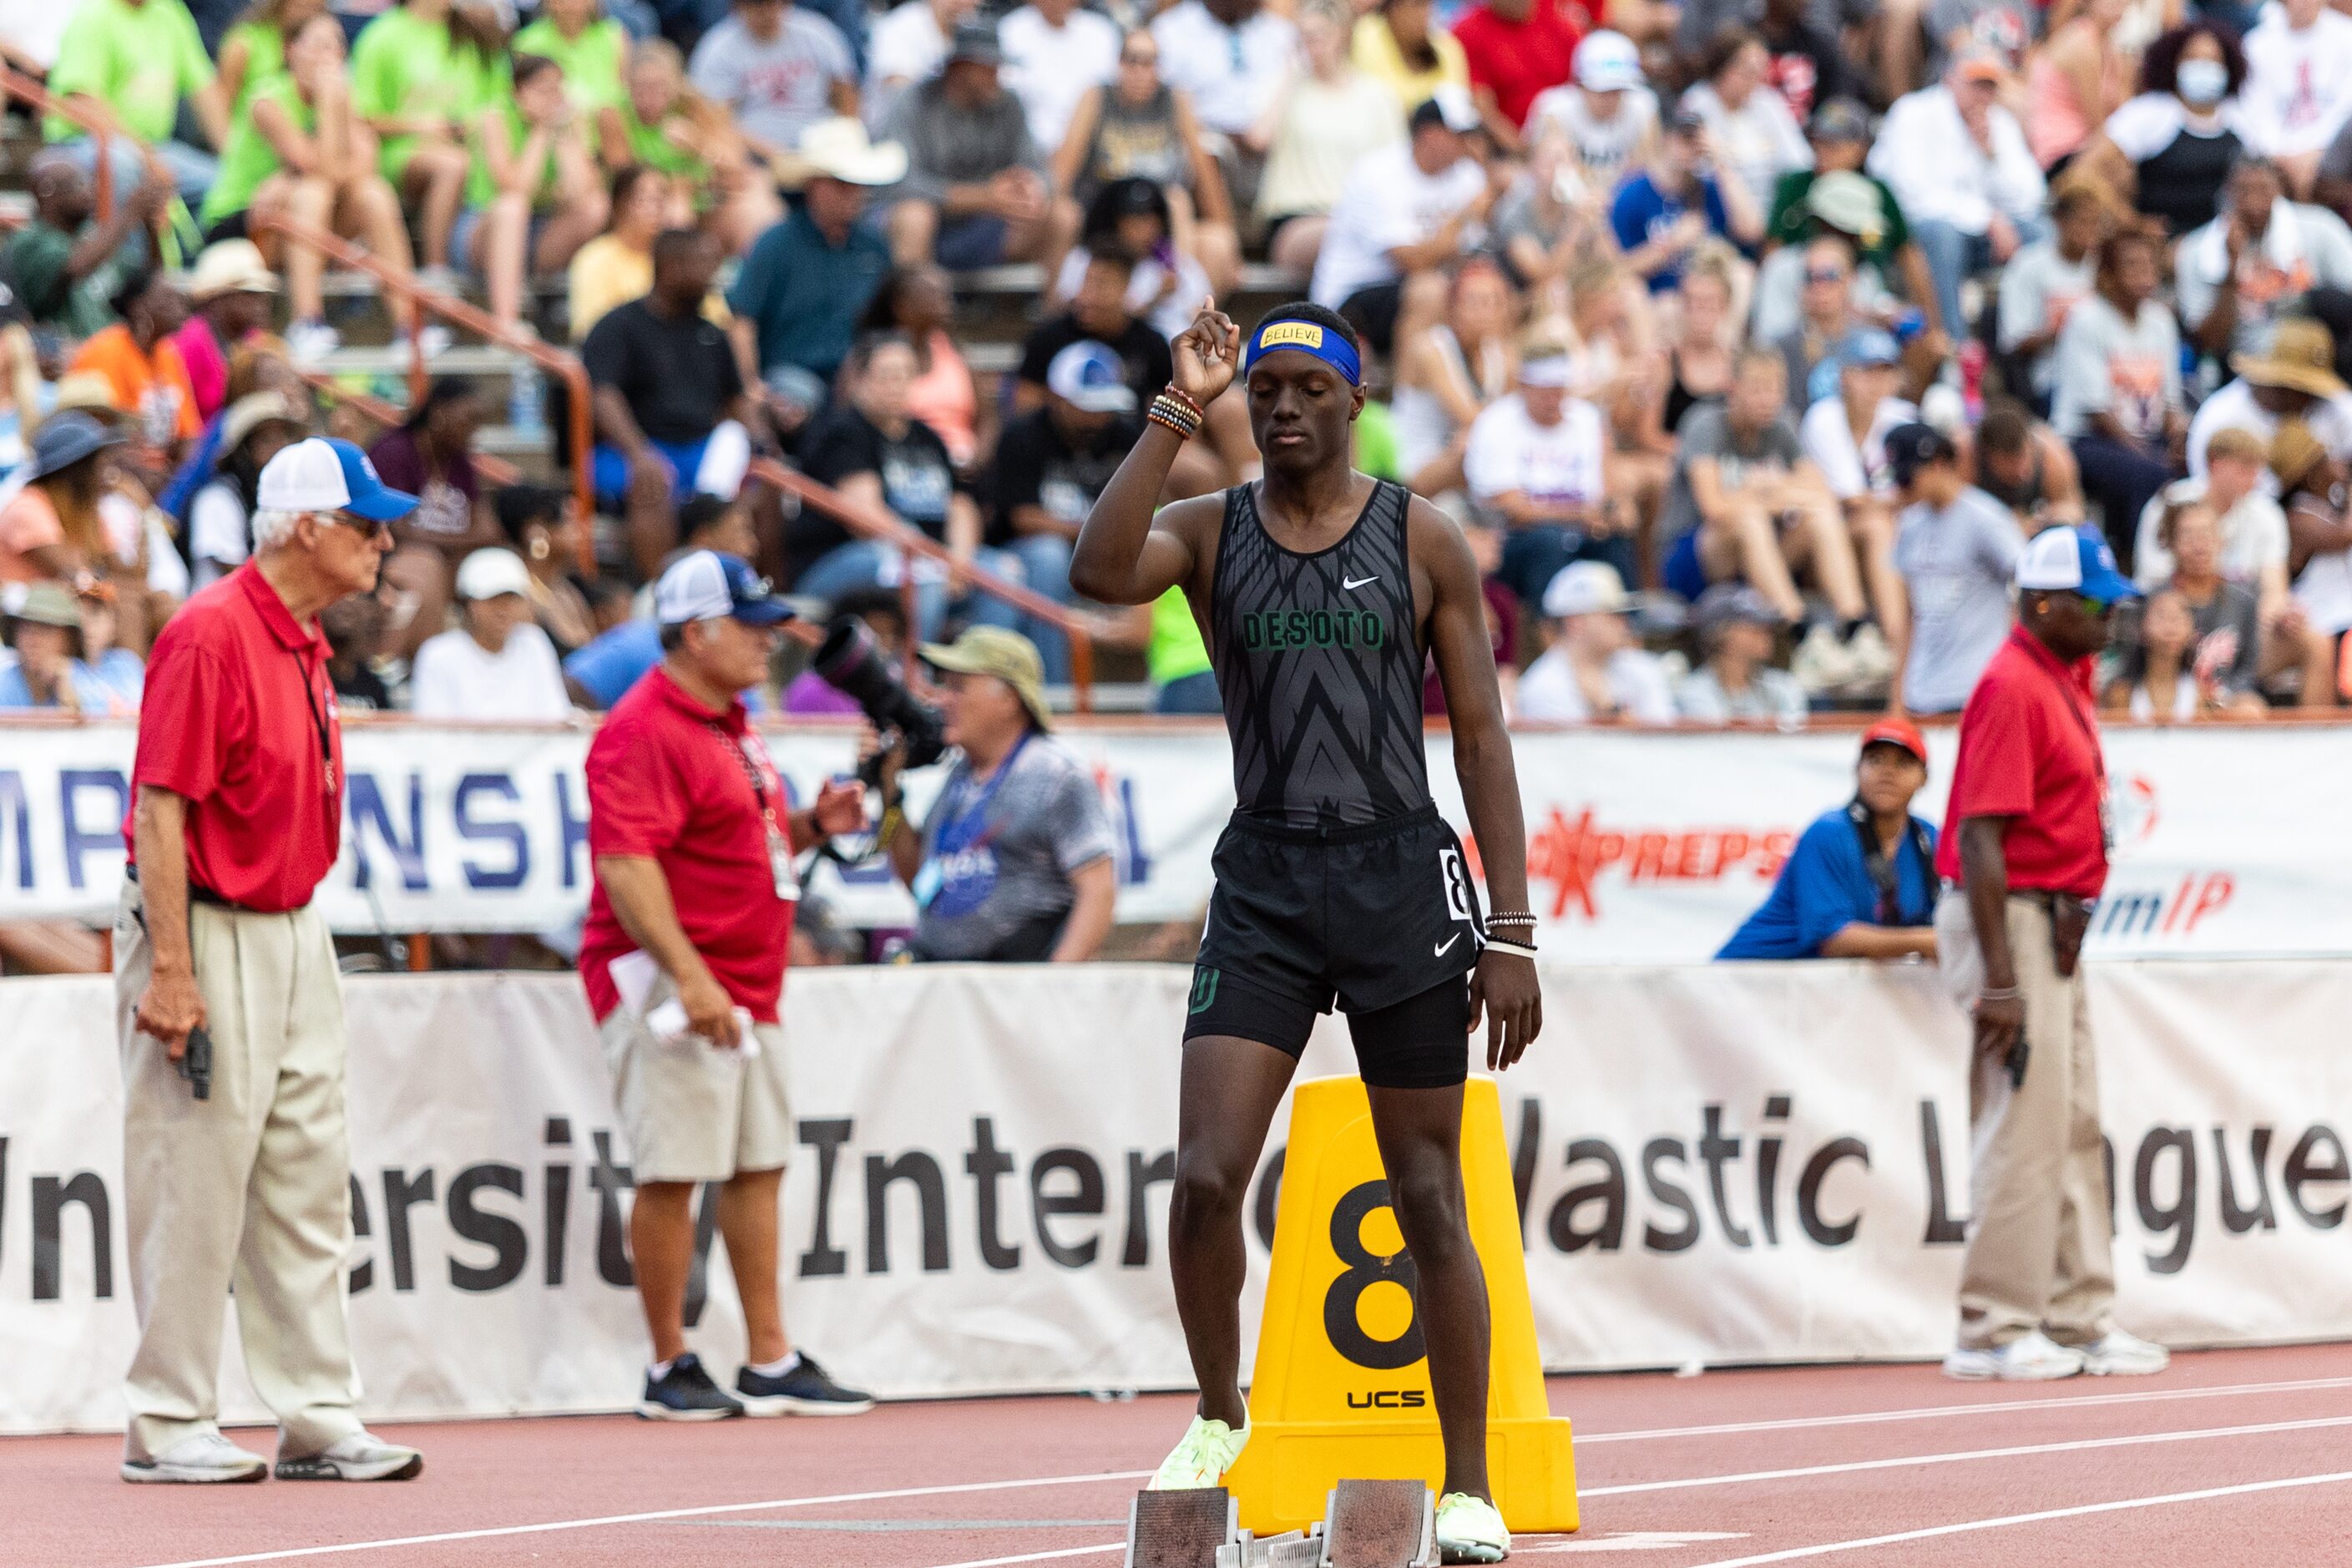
1717, 716, 1940, 961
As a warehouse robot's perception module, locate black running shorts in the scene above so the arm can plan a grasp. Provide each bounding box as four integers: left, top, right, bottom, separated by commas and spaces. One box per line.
1183, 805, 1485, 1089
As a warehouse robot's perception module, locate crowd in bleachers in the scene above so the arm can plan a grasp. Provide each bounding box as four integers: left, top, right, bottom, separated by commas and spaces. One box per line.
12, 0, 2352, 725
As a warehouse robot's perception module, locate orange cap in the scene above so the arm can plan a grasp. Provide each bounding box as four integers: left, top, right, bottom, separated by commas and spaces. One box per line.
1861, 716, 1928, 764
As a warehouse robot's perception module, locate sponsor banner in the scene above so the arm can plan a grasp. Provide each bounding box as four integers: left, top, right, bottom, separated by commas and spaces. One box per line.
0, 719, 2341, 959
5, 960, 2349, 1434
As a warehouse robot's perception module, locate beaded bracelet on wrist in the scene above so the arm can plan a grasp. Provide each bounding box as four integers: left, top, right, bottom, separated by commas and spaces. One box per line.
1147, 391, 1203, 439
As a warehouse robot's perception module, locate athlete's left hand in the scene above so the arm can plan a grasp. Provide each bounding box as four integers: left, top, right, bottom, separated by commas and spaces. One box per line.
1469, 951, 1541, 1071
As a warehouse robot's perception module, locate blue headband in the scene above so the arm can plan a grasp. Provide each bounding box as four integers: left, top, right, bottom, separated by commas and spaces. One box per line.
1243, 317, 1362, 385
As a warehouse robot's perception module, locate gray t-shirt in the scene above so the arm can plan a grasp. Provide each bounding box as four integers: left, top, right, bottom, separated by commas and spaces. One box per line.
1893, 485, 2027, 714
1661, 402, 1806, 544
688, 8, 856, 152
2049, 292, 2183, 442
885, 76, 1042, 207
911, 736, 1116, 962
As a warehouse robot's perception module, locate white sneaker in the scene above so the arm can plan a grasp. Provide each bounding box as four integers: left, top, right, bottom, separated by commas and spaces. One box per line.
274, 1430, 423, 1481
1791, 622, 1858, 696
1842, 623, 1895, 695
1146, 1414, 1248, 1490
121, 1430, 268, 1484
1435, 1490, 1510, 1564
390, 323, 454, 361
2081, 1328, 2170, 1377
286, 319, 341, 364
1943, 1329, 2086, 1382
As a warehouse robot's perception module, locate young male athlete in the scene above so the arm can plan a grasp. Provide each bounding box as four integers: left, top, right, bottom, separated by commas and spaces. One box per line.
1071, 301, 1544, 1565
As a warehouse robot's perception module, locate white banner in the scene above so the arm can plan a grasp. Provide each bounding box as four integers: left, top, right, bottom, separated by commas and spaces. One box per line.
5, 960, 2348, 1434
0, 718, 2344, 959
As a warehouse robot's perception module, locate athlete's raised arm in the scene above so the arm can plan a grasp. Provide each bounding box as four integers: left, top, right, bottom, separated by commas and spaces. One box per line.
1070, 300, 1243, 606
1414, 496, 1542, 1070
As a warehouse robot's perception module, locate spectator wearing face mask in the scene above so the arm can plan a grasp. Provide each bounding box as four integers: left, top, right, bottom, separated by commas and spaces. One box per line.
407, 546, 575, 719
2086, 23, 2245, 240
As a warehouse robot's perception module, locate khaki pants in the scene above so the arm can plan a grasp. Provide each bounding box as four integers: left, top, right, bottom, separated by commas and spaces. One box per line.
1935, 888, 2117, 1351
113, 883, 363, 1463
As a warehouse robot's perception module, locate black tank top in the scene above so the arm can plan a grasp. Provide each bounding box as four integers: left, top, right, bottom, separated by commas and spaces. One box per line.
2136, 124, 2239, 238
1208, 478, 1431, 828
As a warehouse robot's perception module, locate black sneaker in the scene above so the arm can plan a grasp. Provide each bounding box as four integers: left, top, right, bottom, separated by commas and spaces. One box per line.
635, 1353, 744, 1421
734, 1353, 875, 1416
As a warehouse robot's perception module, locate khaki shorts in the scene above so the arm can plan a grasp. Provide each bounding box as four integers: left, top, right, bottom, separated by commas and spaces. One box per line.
599, 978, 792, 1185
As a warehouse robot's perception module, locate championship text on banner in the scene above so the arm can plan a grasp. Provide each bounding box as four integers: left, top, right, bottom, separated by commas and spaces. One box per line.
5, 960, 2349, 1434
0, 720, 2331, 959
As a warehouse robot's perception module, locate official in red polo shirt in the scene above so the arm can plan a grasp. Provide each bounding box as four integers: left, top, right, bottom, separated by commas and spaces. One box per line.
1453, 0, 1587, 144
115, 438, 426, 1485
581, 549, 875, 1421
1930, 524, 2170, 1386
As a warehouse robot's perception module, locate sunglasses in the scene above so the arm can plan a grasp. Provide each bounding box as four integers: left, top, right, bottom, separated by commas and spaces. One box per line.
2075, 592, 2117, 615
324, 512, 393, 539
1804, 267, 1847, 284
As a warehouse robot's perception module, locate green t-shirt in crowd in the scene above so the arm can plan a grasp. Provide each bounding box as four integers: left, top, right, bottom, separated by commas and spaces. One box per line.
203, 78, 312, 227
465, 89, 560, 210
1147, 584, 1211, 687
352, 7, 497, 183
512, 16, 628, 117
44, 0, 214, 144
222, 19, 286, 113
621, 103, 711, 185
1355, 397, 1400, 482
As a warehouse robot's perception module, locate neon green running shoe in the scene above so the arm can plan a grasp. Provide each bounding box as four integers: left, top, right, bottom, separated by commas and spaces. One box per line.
1435, 1490, 1510, 1563
1146, 1414, 1249, 1490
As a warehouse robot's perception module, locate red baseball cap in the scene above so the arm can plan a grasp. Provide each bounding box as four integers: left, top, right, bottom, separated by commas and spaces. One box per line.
1860, 716, 1928, 764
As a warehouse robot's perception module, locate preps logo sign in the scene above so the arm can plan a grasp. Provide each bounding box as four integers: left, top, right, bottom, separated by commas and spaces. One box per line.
1515, 807, 1798, 922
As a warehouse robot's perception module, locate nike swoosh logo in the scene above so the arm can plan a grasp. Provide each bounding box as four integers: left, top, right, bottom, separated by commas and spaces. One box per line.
1434, 933, 1460, 956
1343, 574, 1378, 590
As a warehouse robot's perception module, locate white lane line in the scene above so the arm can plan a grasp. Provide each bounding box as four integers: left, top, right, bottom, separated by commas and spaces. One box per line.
1573, 1373, 2352, 1445
129, 1469, 1153, 1568
1581, 1413, 2352, 1496
923, 1547, 1125, 1568
1683, 1469, 2352, 1566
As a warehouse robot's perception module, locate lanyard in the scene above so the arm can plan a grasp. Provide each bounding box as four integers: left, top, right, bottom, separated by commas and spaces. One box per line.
932, 733, 1029, 856
2013, 630, 2105, 787
707, 719, 781, 834
291, 641, 336, 794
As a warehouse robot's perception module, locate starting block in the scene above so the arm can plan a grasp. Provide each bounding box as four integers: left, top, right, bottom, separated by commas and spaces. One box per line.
1128, 1480, 1434, 1568
1319, 1479, 1435, 1567
1127, 1488, 1321, 1568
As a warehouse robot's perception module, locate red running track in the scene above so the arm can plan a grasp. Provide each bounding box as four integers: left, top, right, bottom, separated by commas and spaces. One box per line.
9, 1342, 2352, 1568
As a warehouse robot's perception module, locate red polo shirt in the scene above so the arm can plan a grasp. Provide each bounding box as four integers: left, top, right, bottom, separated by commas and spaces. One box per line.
579, 665, 796, 1024
1935, 628, 2109, 898
124, 564, 343, 912
1454, 0, 1588, 129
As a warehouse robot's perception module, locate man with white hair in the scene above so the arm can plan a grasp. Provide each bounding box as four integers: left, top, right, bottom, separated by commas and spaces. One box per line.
114, 437, 421, 1483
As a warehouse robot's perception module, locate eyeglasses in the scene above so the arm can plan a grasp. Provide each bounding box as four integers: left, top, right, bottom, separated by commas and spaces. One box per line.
1804, 267, 1847, 284
1122, 50, 1156, 66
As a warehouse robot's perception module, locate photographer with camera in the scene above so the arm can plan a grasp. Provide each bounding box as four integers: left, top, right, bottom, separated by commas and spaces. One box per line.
580, 549, 874, 1420
864, 625, 1118, 964
1930, 525, 2168, 1385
